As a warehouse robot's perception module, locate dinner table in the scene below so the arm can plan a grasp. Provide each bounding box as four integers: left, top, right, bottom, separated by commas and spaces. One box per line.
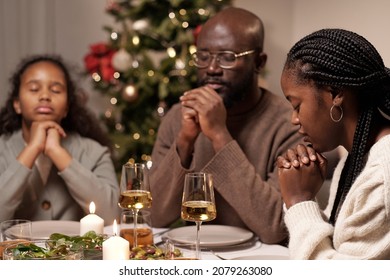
105, 224, 290, 260
1, 220, 290, 260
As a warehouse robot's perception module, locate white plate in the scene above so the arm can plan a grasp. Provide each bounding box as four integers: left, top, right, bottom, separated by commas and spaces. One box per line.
31, 221, 80, 239
232, 254, 289, 260
162, 225, 254, 247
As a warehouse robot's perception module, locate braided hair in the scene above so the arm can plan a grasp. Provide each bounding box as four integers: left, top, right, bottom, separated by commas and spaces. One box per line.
284, 28, 390, 225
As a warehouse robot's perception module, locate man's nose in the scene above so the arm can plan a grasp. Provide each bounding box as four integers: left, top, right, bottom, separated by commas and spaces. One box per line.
207, 55, 222, 73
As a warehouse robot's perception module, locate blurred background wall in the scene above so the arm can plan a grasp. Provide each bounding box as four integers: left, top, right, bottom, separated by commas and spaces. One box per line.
1, 0, 390, 115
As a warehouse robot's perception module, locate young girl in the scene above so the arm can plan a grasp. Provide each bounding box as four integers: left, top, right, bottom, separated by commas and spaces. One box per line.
0, 55, 119, 224
277, 28, 390, 259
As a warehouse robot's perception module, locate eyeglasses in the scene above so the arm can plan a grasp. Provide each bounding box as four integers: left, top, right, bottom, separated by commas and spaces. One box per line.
192, 49, 256, 69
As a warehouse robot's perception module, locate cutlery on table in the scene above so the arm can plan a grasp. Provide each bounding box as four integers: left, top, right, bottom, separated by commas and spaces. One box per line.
152, 228, 172, 238
210, 250, 227, 260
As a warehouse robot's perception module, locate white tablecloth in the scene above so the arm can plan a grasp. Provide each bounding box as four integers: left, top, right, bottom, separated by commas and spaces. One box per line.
105, 226, 290, 260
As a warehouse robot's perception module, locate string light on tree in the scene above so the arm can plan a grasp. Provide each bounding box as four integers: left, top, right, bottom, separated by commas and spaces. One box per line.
122, 84, 139, 102
157, 101, 167, 117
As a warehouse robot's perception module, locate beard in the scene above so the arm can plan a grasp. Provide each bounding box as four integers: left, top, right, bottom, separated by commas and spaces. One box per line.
198, 76, 252, 109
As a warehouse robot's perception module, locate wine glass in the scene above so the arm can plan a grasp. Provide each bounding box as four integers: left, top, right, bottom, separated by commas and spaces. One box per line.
181, 172, 216, 259
118, 162, 152, 248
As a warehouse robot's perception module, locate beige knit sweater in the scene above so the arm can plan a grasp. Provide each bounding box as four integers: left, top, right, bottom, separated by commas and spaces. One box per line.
285, 135, 390, 259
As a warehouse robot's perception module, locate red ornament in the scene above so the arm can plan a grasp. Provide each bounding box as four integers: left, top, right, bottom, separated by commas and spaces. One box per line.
84, 42, 116, 82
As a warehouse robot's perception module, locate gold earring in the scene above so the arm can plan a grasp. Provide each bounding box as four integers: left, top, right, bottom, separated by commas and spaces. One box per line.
330, 104, 343, 122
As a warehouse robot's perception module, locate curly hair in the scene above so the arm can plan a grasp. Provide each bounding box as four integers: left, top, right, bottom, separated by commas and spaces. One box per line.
284, 28, 390, 225
0, 54, 112, 150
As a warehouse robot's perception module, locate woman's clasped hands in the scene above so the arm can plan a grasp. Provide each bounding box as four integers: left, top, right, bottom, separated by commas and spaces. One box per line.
276, 144, 328, 208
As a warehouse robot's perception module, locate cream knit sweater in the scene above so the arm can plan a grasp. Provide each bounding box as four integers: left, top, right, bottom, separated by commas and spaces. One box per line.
285, 135, 390, 259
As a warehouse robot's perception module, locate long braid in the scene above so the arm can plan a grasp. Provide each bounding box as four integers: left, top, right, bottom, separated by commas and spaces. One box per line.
285, 28, 390, 225
329, 106, 373, 224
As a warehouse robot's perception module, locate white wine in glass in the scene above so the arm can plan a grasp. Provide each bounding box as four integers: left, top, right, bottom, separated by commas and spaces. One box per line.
181, 172, 216, 259
181, 201, 216, 222
118, 163, 152, 248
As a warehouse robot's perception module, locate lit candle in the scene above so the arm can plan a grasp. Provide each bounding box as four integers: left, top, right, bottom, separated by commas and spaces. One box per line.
103, 220, 130, 260
80, 202, 104, 235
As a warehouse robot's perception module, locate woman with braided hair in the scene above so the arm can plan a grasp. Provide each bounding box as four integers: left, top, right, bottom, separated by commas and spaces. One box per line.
277, 28, 390, 259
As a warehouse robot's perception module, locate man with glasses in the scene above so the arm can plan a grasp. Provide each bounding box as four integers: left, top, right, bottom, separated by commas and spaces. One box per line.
149, 7, 301, 244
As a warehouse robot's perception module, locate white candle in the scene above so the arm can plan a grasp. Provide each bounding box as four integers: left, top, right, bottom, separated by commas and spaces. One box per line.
103, 220, 130, 260
80, 202, 104, 235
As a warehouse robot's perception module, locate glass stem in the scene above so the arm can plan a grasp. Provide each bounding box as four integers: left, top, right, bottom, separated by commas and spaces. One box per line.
133, 209, 139, 248
195, 221, 202, 259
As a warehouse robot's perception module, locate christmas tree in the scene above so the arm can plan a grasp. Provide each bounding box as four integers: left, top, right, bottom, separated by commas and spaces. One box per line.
83, 0, 232, 170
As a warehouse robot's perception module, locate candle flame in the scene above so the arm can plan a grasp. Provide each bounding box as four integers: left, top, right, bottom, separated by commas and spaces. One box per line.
89, 202, 96, 214
113, 219, 118, 236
